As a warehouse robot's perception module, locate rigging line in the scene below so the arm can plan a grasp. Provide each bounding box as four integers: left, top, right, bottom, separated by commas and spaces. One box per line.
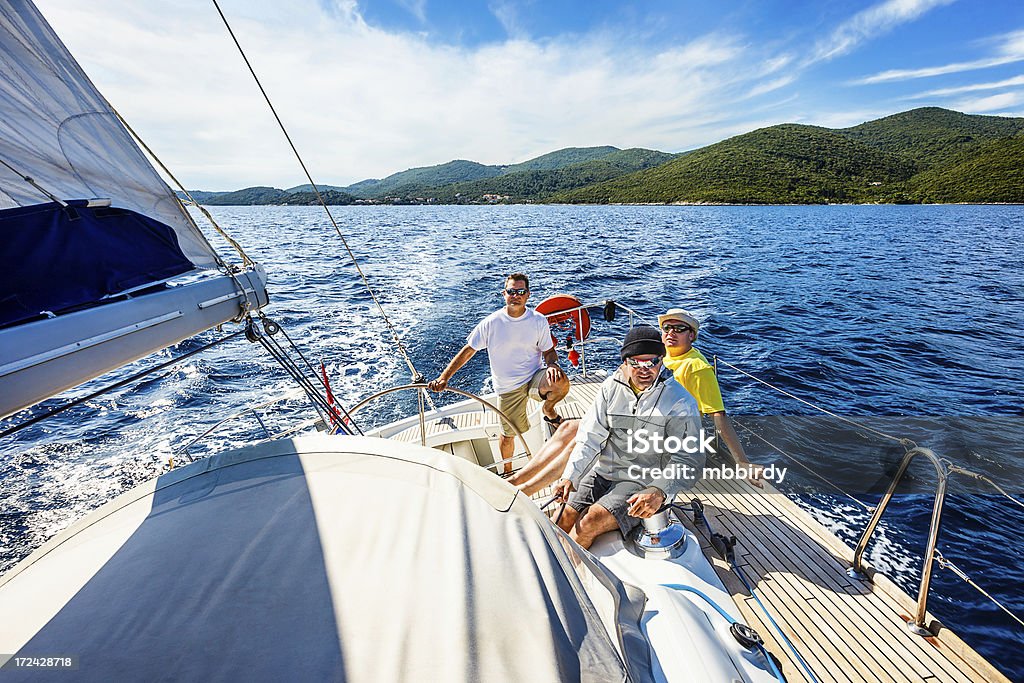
946, 464, 1024, 512
0, 156, 67, 206
935, 550, 1024, 630
211, 0, 430, 395
715, 356, 917, 449
106, 108, 261, 327
256, 333, 330, 421
272, 323, 364, 430
685, 502, 822, 683
254, 327, 363, 435
257, 335, 332, 427
0, 331, 243, 440
731, 418, 873, 511
109, 110, 253, 269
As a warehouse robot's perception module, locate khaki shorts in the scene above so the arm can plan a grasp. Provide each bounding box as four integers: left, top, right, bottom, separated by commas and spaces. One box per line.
496, 369, 547, 436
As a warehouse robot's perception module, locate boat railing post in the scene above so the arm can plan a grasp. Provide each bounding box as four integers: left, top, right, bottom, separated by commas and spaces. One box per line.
847, 446, 948, 635
417, 387, 427, 446
250, 408, 271, 439
578, 308, 587, 377
713, 355, 721, 454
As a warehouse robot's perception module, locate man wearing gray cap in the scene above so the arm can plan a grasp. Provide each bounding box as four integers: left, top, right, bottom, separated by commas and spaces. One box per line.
552, 326, 703, 550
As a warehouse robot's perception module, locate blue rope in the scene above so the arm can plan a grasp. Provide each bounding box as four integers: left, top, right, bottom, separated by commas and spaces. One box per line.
661, 583, 786, 682
687, 503, 822, 683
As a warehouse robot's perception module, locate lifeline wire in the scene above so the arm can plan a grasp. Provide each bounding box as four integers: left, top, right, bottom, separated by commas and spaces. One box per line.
935, 550, 1024, 630
211, 0, 431, 400
731, 417, 873, 512
720, 359, 1024, 637
715, 357, 917, 449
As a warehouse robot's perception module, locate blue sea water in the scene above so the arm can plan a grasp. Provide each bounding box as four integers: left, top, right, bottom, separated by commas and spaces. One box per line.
2, 204, 1023, 680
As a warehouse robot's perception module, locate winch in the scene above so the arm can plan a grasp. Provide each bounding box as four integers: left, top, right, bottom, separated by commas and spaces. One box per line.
634, 508, 687, 557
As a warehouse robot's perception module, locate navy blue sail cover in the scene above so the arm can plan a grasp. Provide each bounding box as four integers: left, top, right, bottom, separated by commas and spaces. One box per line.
0, 201, 195, 328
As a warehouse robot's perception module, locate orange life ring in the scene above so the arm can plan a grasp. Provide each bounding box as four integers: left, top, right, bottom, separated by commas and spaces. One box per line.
536, 294, 591, 346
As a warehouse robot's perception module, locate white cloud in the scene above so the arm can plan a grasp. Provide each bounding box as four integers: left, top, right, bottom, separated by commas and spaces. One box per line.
34, 0, 800, 190
854, 29, 1024, 84
854, 55, 1024, 84
809, 0, 955, 64
488, 0, 525, 40
397, 0, 427, 24
905, 74, 1024, 98
746, 76, 797, 98
952, 91, 1024, 112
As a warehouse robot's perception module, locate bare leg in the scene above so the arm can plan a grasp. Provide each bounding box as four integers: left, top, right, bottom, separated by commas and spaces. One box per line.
510, 420, 580, 494
570, 504, 620, 550
498, 434, 515, 474
556, 505, 579, 533
537, 374, 570, 421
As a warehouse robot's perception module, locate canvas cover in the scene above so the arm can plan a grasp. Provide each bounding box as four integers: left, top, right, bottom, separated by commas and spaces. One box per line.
0, 434, 652, 681
0, 201, 194, 327
0, 0, 218, 269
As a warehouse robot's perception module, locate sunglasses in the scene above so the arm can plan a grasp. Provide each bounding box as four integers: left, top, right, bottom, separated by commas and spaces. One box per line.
504, 287, 529, 296
661, 323, 693, 334
625, 357, 662, 369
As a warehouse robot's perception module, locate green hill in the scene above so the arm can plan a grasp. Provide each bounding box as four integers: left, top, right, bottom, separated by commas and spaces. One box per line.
553, 125, 917, 204
203, 186, 291, 205
837, 107, 1024, 171
175, 190, 226, 203
427, 148, 677, 202
279, 190, 357, 205
500, 146, 621, 174
909, 135, 1024, 203
189, 108, 1023, 206
348, 160, 501, 197
285, 183, 351, 194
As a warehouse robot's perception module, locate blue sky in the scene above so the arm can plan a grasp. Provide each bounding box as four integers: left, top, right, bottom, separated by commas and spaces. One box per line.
36, 0, 1024, 189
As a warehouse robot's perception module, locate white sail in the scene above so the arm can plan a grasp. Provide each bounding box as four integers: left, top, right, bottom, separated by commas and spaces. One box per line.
0, 1, 217, 268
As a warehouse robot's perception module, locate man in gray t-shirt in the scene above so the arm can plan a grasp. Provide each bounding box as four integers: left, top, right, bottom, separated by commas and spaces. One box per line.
429, 273, 570, 474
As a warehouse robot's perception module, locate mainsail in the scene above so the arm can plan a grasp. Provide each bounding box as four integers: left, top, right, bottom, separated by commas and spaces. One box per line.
0, 0, 268, 419
0, 0, 222, 324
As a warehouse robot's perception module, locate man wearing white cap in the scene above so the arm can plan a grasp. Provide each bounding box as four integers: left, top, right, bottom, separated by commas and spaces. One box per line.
658, 308, 761, 486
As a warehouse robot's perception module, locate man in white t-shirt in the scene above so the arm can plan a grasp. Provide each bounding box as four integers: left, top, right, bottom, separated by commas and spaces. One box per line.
428, 273, 570, 474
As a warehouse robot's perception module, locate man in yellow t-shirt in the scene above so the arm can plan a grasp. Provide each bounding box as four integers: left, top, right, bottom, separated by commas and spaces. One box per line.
658, 308, 762, 487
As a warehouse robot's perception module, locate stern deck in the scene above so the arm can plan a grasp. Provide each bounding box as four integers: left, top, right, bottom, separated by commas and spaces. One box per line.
681, 477, 1008, 683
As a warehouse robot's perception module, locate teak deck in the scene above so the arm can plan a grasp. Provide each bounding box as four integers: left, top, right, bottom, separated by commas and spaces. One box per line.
389, 376, 1008, 682
682, 476, 1007, 683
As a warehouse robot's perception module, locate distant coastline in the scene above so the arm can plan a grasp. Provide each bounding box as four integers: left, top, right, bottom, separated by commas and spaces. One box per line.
183, 107, 1024, 207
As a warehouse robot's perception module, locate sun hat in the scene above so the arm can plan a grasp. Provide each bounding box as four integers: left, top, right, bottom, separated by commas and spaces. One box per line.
620, 325, 665, 360
657, 308, 699, 337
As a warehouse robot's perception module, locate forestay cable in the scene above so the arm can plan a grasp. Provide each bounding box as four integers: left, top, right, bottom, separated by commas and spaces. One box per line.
211, 1, 430, 396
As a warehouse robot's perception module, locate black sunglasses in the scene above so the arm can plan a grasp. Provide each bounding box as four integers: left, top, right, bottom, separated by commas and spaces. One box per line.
504, 287, 529, 296
661, 323, 693, 334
